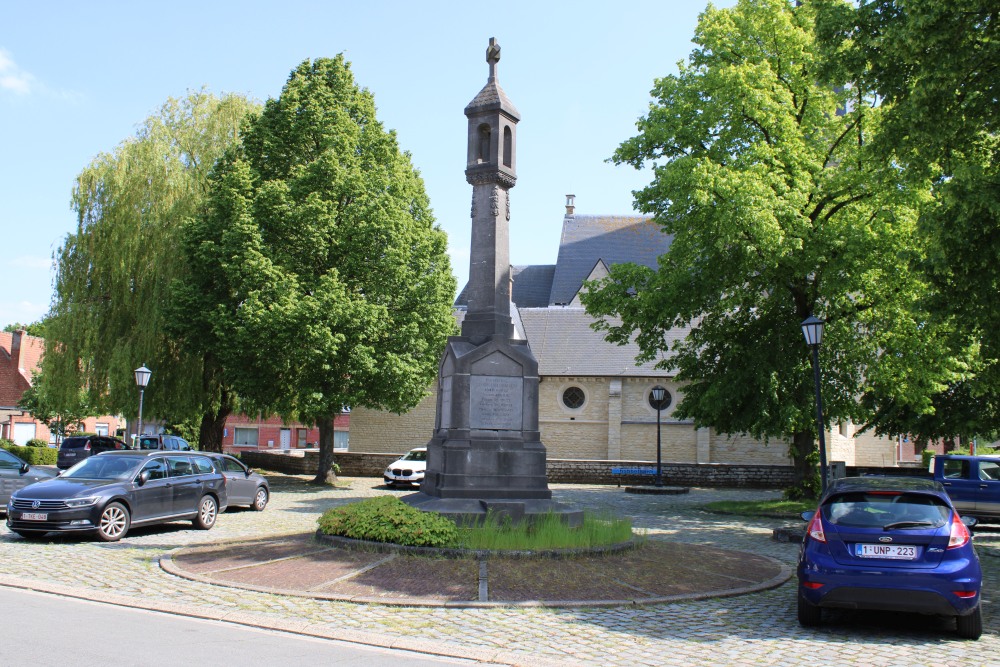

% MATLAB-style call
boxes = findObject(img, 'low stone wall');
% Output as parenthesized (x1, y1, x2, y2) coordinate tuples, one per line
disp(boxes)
(238, 450, 929, 489)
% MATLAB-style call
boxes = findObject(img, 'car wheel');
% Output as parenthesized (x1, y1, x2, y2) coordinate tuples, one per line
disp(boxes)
(956, 603, 982, 640)
(97, 502, 130, 542)
(193, 495, 218, 530)
(252, 486, 269, 512)
(797, 593, 822, 627)
(13, 530, 47, 540)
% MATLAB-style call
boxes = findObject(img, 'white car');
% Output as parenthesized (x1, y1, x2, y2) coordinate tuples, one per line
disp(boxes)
(383, 447, 427, 488)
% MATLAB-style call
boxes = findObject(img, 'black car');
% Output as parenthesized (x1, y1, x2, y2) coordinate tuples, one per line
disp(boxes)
(136, 434, 192, 451)
(6, 450, 227, 542)
(203, 453, 269, 511)
(57, 435, 131, 469)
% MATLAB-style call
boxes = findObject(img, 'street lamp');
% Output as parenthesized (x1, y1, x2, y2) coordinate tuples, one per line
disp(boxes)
(651, 385, 668, 487)
(801, 316, 829, 494)
(134, 364, 151, 441)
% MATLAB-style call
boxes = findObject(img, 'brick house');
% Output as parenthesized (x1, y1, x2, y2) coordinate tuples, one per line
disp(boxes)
(222, 412, 350, 455)
(0, 330, 125, 444)
(348, 201, 903, 466)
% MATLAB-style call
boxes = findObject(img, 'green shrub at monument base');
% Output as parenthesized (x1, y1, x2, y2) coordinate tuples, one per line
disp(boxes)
(318, 496, 459, 547)
(318, 496, 637, 551)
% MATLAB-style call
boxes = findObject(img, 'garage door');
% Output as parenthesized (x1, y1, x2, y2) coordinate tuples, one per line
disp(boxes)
(13, 422, 36, 445)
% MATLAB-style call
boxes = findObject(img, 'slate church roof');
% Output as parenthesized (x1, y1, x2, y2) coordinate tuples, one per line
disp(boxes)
(454, 209, 680, 376)
(549, 214, 671, 306)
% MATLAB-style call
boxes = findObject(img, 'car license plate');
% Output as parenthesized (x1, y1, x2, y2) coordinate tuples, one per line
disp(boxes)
(855, 543, 918, 559)
(21, 513, 47, 521)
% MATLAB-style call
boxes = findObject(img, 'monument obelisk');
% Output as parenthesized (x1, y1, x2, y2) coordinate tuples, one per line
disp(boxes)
(404, 39, 581, 525)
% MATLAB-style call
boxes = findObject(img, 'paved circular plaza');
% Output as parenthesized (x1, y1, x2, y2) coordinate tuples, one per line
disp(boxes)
(2, 475, 998, 666)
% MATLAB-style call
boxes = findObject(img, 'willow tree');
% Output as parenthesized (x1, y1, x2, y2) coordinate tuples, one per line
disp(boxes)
(44, 91, 259, 450)
(177, 57, 456, 484)
(582, 0, 963, 498)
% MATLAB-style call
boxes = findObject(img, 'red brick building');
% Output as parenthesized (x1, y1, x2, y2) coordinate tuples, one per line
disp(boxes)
(0, 330, 125, 444)
(223, 412, 350, 454)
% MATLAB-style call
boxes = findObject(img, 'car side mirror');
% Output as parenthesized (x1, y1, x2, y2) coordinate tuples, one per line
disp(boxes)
(962, 515, 978, 529)
(245, 468, 254, 478)
(20, 463, 30, 474)
(137, 470, 151, 486)
(800, 511, 815, 522)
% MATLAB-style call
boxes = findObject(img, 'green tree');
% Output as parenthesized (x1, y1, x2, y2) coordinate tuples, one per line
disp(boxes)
(176, 57, 456, 484)
(16, 369, 94, 444)
(3, 321, 46, 337)
(582, 0, 959, 498)
(815, 0, 1000, 442)
(44, 91, 258, 451)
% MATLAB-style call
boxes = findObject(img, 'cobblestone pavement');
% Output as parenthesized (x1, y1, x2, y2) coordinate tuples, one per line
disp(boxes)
(3, 476, 1000, 666)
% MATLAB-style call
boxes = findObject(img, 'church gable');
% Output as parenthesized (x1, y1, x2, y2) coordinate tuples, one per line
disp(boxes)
(569, 259, 610, 307)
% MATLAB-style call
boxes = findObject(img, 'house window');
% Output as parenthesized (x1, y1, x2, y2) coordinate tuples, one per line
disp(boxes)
(95, 423, 109, 436)
(297, 429, 308, 446)
(233, 428, 259, 447)
(562, 386, 586, 410)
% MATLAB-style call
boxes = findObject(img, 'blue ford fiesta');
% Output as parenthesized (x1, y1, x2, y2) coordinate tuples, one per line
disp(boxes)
(797, 476, 982, 639)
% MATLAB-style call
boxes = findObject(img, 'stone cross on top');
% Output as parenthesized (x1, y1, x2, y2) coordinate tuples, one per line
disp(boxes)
(487, 37, 500, 81)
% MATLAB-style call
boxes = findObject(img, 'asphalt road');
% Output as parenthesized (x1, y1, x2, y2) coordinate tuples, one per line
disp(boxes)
(0, 586, 475, 667)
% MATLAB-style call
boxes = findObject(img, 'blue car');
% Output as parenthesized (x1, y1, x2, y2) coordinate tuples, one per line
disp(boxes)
(797, 476, 982, 639)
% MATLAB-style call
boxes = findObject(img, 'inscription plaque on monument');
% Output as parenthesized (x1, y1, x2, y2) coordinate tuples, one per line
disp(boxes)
(439, 376, 453, 429)
(470, 375, 522, 429)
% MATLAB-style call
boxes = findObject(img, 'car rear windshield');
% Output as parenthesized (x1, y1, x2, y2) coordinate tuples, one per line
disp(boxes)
(63, 456, 142, 480)
(822, 491, 950, 529)
(138, 436, 160, 448)
(61, 437, 90, 449)
(403, 450, 427, 462)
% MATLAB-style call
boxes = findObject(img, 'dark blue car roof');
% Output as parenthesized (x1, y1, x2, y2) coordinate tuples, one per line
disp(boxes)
(826, 476, 947, 497)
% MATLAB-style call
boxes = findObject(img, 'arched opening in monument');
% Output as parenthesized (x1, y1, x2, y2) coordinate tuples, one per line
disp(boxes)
(478, 124, 491, 162)
(503, 126, 513, 167)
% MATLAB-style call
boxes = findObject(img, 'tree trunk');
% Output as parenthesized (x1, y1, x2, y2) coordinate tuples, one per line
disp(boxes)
(197, 390, 232, 453)
(313, 415, 338, 485)
(787, 429, 821, 500)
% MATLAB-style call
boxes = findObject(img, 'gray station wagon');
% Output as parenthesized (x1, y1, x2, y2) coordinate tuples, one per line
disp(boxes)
(6, 450, 227, 542)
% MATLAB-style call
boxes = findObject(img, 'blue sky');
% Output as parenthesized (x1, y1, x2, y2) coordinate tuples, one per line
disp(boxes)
(0, 1, 733, 331)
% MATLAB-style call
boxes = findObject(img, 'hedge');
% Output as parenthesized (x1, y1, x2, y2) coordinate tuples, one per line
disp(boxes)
(0, 440, 58, 465)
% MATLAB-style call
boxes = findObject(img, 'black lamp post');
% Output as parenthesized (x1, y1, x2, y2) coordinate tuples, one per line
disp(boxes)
(134, 364, 151, 441)
(801, 316, 829, 494)
(651, 385, 667, 487)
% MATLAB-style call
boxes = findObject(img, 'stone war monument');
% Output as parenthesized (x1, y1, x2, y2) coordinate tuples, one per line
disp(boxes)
(403, 39, 582, 526)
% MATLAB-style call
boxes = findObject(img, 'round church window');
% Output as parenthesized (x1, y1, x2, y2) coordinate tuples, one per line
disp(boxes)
(562, 386, 585, 410)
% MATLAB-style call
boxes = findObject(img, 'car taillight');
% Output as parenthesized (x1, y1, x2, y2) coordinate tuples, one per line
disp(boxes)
(948, 513, 971, 549)
(84, 442, 91, 450)
(806, 512, 826, 543)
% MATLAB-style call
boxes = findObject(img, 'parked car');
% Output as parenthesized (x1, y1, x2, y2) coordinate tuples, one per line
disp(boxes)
(797, 476, 982, 639)
(383, 447, 427, 488)
(6, 450, 227, 542)
(57, 435, 131, 469)
(136, 434, 192, 451)
(930, 454, 1000, 522)
(0, 448, 57, 507)
(202, 453, 269, 511)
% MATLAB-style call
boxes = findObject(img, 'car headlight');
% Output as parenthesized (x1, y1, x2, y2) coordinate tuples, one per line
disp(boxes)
(65, 496, 100, 508)
(385, 468, 393, 474)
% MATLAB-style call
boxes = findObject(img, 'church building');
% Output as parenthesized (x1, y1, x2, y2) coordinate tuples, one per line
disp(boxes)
(349, 195, 900, 468)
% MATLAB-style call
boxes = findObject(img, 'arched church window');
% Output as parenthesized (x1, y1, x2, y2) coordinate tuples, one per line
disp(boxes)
(503, 126, 512, 167)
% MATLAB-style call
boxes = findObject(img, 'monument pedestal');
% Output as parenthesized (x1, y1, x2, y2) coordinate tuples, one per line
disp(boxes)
(403, 335, 582, 526)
